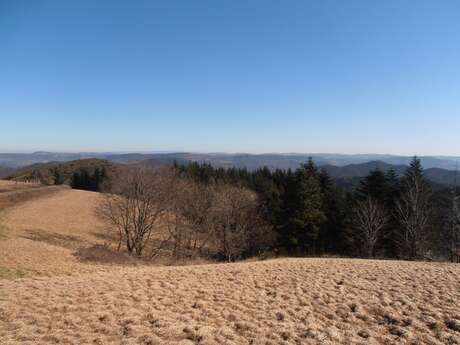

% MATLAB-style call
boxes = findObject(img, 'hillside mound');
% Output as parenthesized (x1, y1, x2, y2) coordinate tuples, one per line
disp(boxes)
(0, 188, 113, 278)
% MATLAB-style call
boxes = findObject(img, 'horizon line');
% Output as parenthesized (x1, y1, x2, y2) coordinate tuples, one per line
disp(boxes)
(1, 150, 460, 158)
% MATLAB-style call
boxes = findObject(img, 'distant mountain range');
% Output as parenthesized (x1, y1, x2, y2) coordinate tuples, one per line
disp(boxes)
(320, 161, 459, 187)
(2, 151, 460, 188)
(0, 152, 111, 168)
(1, 151, 459, 170)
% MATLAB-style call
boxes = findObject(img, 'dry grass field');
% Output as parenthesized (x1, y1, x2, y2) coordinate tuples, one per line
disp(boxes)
(1, 186, 460, 345)
(0, 180, 64, 209)
(1, 259, 460, 345)
(0, 184, 111, 279)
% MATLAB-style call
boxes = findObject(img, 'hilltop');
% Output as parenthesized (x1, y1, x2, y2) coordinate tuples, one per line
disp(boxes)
(5, 159, 118, 185)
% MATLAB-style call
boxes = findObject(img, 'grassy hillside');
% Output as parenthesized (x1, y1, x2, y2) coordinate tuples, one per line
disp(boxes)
(0, 188, 108, 278)
(0, 180, 66, 209)
(1, 258, 459, 344)
(0, 186, 459, 344)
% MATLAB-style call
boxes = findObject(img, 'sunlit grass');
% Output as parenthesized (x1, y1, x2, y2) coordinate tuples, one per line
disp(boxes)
(0, 266, 27, 280)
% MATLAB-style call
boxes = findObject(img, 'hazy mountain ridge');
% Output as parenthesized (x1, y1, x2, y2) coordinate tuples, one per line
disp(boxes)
(4, 156, 460, 188)
(321, 161, 459, 187)
(0, 152, 105, 168)
(1, 151, 459, 170)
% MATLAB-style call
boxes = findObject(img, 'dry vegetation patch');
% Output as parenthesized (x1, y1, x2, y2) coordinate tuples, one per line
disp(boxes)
(0, 188, 111, 278)
(0, 180, 64, 209)
(1, 258, 460, 345)
(1, 188, 105, 240)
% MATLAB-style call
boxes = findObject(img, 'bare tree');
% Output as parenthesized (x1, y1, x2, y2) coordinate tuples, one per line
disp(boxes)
(98, 167, 173, 256)
(211, 185, 273, 261)
(164, 178, 215, 259)
(449, 193, 460, 262)
(394, 158, 432, 260)
(176, 181, 216, 258)
(353, 198, 388, 257)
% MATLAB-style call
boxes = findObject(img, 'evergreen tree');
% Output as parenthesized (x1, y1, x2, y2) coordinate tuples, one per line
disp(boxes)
(382, 168, 400, 257)
(93, 168, 101, 190)
(52, 168, 64, 185)
(280, 158, 326, 254)
(356, 169, 388, 202)
(318, 168, 346, 254)
(71, 172, 81, 189)
(385, 168, 400, 203)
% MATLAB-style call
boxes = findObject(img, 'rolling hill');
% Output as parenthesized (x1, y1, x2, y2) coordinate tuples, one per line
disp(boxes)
(5, 159, 118, 185)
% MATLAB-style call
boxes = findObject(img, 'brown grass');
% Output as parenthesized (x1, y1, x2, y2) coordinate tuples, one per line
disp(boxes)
(0, 187, 460, 344)
(1, 187, 105, 241)
(0, 187, 115, 278)
(0, 180, 65, 209)
(0, 259, 459, 345)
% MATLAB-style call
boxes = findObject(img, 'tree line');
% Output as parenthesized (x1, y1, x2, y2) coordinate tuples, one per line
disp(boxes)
(98, 167, 273, 261)
(96, 157, 460, 262)
(70, 167, 107, 191)
(177, 157, 460, 262)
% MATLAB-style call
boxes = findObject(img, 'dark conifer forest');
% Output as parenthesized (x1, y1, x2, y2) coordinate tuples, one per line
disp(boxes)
(177, 157, 460, 262)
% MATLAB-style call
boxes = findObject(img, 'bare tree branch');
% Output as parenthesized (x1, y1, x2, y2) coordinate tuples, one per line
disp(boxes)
(353, 198, 388, 257)
(98, 167, 174, 257)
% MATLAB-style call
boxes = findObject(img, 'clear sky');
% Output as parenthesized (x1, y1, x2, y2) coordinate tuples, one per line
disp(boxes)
(1, 0, 459, 155)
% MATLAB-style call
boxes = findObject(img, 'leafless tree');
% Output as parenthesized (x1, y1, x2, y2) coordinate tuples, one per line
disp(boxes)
(449, 194, 460, 262)
(179, 181, 216, 257)
(353, 198, 388, 257)
(211, 185, 274, 261)
(164, 179, 274, 261)
(98, 167, 173, 256)
(99, 166, 274, 261)
(394, 167, 432, 260)
(165, 178, 216, 259)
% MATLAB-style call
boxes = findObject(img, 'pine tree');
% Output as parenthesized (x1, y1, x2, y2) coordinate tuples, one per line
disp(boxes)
(385, 168, 400, 203)
(52, 168, 64, 185)
(317, 168, 345, 254)
(356, 169, 388, 203)
(71, 172, 81, 189)
(93, 168, 101, 191)
(281, 158, 326, 254)
(382, 168, 400, 257)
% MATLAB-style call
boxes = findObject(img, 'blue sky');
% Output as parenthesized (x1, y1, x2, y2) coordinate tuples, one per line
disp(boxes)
(1, 0, 459, 154)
